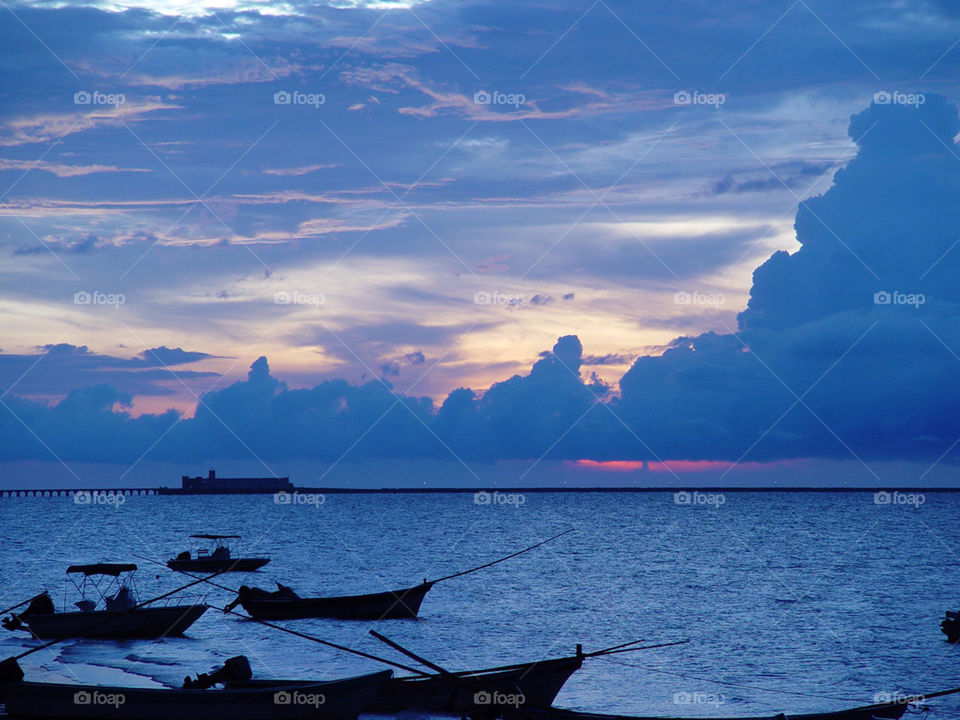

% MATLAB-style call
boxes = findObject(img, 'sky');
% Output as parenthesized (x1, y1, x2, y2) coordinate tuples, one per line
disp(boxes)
(3, 0, 960, 487)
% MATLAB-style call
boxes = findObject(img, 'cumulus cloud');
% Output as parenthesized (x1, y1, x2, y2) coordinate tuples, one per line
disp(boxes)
(4, 96, 960, 469)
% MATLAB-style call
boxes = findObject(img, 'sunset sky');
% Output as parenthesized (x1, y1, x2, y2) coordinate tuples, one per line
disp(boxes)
(3, 0, 960, 486)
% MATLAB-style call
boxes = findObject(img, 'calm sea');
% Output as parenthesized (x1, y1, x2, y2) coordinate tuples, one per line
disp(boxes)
(1, 491, 958, 717)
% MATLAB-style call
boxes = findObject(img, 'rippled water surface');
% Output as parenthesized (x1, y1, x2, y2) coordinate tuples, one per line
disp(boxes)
(1, 491, 959, 717)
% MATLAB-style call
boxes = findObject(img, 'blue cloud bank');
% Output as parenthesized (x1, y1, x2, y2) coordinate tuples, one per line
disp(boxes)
(4, 96, 960, 466)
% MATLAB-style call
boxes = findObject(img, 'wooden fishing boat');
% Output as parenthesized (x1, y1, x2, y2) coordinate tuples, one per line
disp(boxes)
(1, 564, 207, 639)
(0, 656, 392, 720)
(508, 700, 912, 720)
(219, 529, 573, 621)
(167, 534, 270, 572)
(231, 651, 585, 714)
(225, 581, 433, 620)
(368, 653, 584, 714)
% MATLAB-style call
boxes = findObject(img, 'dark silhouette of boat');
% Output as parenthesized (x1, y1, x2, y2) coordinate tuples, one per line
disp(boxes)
(0, 655, 392, 720)
(231, 649, 584, 714)
(1, 564, 207, 639)
(167, 534, 270, 573)
(220, 529, 573, 621)
(941, 610, 960, 642)
(225, 581, 432, 620)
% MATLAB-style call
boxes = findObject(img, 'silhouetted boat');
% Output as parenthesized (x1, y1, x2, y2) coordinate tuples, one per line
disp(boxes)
(1, 564, 207, 639)
(225, 581, 432, 620)
(510, 701, 913, 720)
(941, 610, 960, 642)
(220, 529, 573, 621)
(167, 534, 270, 572)
(0, 655, 392, 720)
(231, 650, 585, 714)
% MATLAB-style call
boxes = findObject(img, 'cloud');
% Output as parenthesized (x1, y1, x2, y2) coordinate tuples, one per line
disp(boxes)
(0, 344, 219, 399)
(5, 86, 960, 470)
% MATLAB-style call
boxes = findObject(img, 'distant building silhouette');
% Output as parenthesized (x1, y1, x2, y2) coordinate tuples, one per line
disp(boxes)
(179, 469, 292, 493)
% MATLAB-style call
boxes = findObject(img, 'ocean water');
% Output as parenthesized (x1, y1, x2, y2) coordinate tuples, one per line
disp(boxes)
(1, 490, 959, 718)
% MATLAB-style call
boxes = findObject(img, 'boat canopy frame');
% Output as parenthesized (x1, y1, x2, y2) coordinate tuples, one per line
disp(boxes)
(63, 564, 141, 612)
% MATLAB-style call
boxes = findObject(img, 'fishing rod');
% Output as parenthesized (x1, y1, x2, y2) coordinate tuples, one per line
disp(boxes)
(138, 554, 433, 678)
(7, 568, 233, 663)
(430, 528, 574, 584)
(132, 554, 239, 594)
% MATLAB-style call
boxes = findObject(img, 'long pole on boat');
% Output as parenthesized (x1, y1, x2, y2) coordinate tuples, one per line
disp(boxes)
(132, 554, 238, 594)
(9, 568, 233, 662)
(429, 528, 575, 584)
(134, 553, 433, 677)
(369, 630, 459, 678)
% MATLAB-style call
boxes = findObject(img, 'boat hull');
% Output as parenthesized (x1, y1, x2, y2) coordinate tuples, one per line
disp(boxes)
(231, 655, 582, 715)
(22, 604, 208, 639)
(511, 700, 909, 720)
(0, 670, 392, 720)
(240, 582, 432, 620)
(167, 557, 270, 572)
(371, 655, 582, 714)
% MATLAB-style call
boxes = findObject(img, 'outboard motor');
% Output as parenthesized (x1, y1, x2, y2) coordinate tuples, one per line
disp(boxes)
(2, 592, 54, 631)
(183, 656, 252, 689)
